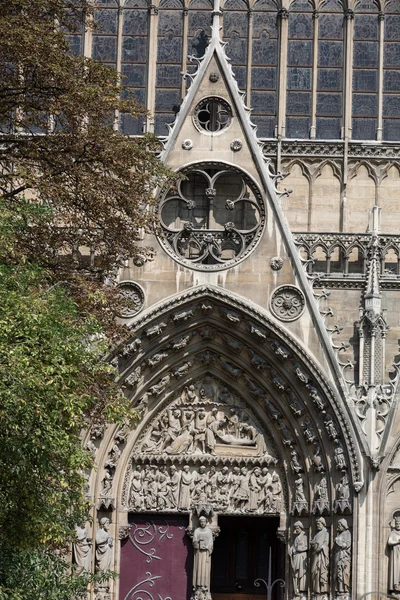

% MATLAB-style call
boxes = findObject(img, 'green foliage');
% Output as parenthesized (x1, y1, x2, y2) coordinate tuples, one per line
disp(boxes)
(0, 262, 134, 592)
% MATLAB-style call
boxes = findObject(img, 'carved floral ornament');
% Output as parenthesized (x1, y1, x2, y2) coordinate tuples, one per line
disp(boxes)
(156, 163, 265, 271)
(270, 285, 305, 322)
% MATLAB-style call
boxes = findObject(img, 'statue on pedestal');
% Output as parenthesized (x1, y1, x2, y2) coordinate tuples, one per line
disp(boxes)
(95, 517, 113, 572)
(333, 518, 351, 596)
(289, 521, 308, 594)
(73, 524, 92, 573)
(388, 515, 400, 593)
(310, 517, 329, 595)
(191, 516, 214, 600)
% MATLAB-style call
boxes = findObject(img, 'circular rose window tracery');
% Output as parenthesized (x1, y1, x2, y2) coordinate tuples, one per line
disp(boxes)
(193, 97, 232, 133)
(156, 163, 265, 271)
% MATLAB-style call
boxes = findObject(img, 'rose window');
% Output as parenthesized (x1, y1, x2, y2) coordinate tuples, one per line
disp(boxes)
(156, 163, 265, 270)
(193, 98, 232, 133)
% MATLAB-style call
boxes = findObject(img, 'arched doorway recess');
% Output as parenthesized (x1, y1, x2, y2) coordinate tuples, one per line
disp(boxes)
(89, 285, 362, 600)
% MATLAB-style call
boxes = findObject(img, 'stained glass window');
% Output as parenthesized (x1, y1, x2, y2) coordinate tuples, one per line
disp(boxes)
(188, 0, 212, 59)
(92, 0, 119, 66)
(120, 0, 149, 135)
(155, 0, 184, 134)
(352, 2, 379, 140)
(316, 0, 343, 139)
(383, 6, 400, 140)
(223, 0, 249, 92)
(286, 0, 313, 139)
(251, 0, 278, 138)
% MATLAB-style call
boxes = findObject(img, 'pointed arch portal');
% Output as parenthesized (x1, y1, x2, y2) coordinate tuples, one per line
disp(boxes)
(90, 285, 363, 600)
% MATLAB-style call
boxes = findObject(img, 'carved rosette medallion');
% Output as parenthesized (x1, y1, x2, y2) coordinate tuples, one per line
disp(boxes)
(182, 139, 193, 150)
(270, 256, 283, 271)
(117, 281, 145, 318)
(270, 285, 305, 322)
(230, 139, 242, 152)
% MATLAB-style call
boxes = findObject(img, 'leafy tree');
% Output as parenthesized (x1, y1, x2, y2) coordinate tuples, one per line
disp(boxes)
(0, 0, 173, 597)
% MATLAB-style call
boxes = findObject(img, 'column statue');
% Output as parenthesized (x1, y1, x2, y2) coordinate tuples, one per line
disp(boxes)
(73, 523, 92, 573)
(333, 518, 351, 595)
(310, 517, 329, 595)
(191, 515, 214, 600)
(289, 521, 308, 594)
(388, 515, 400, 593)
(95, 517, 113, 572)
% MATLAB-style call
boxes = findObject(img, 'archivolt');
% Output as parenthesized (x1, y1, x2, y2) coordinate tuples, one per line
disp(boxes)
(88, 284, 363, 513)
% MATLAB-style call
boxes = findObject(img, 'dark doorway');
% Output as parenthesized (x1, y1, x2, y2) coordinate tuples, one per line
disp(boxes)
(211, 516, 284, 600)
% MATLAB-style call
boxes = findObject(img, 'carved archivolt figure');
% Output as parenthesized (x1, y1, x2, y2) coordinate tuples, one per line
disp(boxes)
(310, 517, 329, 594)
(95, 518, 113, 572)
(333, 518, 351, 595)
(388, 515, 400, 592)
(73, 524, 92, 573)
(289, 521, 308, 593)
(192, 516, 214, 600)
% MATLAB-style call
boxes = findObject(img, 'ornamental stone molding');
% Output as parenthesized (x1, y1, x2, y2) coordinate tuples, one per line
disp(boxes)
(270, 285, 306, 322)
(117, 281, 145, 318)
(110, 284, 362, 486)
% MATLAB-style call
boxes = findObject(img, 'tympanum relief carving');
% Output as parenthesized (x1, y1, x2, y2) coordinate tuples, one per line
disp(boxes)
(135, 380, 277, 461)
(123, 379, 284, 516)
(126, 461, 283, 516)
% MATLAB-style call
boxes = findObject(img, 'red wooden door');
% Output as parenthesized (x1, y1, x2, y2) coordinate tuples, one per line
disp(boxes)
(119, 515, 193, 600)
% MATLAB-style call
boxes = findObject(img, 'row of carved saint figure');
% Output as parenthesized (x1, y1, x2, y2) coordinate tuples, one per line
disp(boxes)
(289, 518, 351, 596)
(128, 463, 283, 514)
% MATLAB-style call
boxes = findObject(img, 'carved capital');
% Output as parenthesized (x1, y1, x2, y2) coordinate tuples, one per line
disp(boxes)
(278, 7, 289, 19)
(276, 529, 288, 544)
(119, 524, 132, 540)
(344, 8, 354, 20)
(149, 4, 158, 14)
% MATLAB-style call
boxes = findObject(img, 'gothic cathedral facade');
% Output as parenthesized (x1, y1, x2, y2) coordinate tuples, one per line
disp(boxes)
(76, 1, 400, 599)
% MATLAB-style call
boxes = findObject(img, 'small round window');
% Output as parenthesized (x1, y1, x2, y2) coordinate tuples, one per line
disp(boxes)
(193, 97, 232, 133)
(156, 162, 266, 271)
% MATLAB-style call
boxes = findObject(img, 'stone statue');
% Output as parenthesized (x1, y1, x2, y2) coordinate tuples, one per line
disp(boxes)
(290, 449, 304, 474)
(271, 473, 282, 512)
(232, 466, 249, 511)
(310, 517, 329, 595)
(192, 516, 214, 600)
(388, 515, 400, 592)
(179, 465, 193, 510)
(73, 524, 92, 573)
(335, 474, 351, 514)
(333, 518, 351, 595)
(313, 476, 330, 515)
(334, 445, 347, 471)
(293, 476, 308, 514)
(289, 521, 308, 593)
(95, 517, 113, 572)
